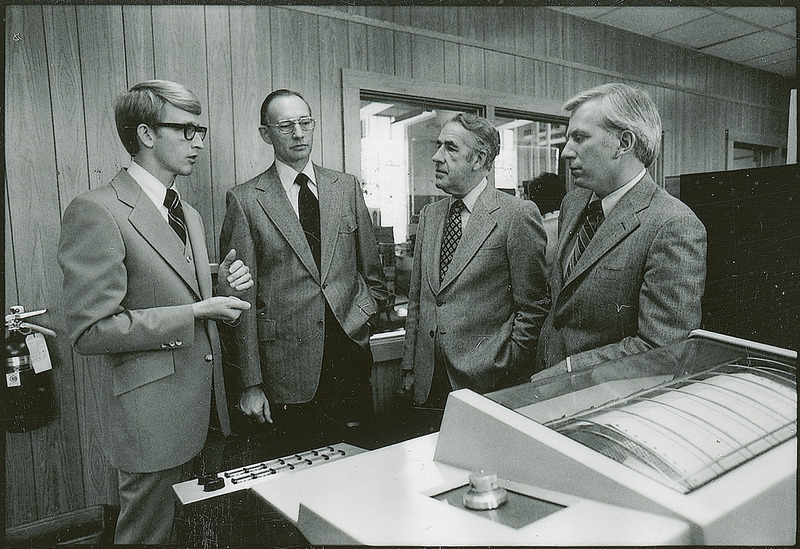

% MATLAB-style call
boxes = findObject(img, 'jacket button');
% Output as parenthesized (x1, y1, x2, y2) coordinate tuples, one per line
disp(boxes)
(175, 340, 182, 346)
(436, 299, 444, 306)
(429, 330, 435, 337)
(168, 340, 176, 347)
(204, 354, 213, 362)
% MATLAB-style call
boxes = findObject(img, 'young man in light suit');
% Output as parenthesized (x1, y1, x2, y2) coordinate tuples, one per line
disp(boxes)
(58, 80, 252, 544)
(220, 89, 390, 457)
(401, 113, 550, 408)
(533, 83, 707, 379)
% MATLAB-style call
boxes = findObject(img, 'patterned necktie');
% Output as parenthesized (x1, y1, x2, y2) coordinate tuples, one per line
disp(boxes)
(164, 188, 187, 244)
(440, 199, 466, 283)
(296, 173, 321, 271)
(565, 200, 604, 278)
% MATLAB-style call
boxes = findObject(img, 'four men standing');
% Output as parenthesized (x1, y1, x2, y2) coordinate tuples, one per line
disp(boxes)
(58, 78, 706, 542)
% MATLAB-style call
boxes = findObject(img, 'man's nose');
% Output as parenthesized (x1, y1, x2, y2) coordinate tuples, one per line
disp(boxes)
(432, 146, 443, 163)
(192, 134, 204, 149)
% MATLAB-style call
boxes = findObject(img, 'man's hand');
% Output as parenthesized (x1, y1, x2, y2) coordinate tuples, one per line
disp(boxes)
(238, 385, 272, 424)
(218, 249, 253, 293)
(192, 296, 250, 322)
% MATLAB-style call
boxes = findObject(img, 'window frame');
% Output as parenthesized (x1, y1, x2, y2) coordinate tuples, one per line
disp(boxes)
(342, 69, 568, 185)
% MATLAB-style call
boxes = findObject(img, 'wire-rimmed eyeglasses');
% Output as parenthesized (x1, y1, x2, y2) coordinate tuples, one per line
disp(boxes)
(265, 117, 316, 134)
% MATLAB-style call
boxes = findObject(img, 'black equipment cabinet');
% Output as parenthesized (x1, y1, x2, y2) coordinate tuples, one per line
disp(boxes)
(680, 164, 800, 353)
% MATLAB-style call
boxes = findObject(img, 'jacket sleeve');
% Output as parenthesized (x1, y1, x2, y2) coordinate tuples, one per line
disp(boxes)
(401, 204, 426, 372)
(353, 176, 391, 312)
(570, 212, 707, 371)
(507, 200, 551, 369)
(57, 195, 196, 356)
(218, 189, 264, 390)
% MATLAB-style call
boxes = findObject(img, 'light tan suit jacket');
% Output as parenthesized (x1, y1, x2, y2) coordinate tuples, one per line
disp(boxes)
(58, 169, 229, 473)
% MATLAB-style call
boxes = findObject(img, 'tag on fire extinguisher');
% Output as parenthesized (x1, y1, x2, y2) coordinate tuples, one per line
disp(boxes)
(26, 333, 53, 374)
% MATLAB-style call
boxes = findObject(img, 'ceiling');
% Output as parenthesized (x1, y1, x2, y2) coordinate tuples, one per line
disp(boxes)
(548, 5, 796, 78)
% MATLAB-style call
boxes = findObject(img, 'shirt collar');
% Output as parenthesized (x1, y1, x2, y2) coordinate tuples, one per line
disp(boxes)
(127, 160, 174, 208)
(595, 168, 646, 217)
(455, 178, 487, 213)
(275, 158, 316, 194)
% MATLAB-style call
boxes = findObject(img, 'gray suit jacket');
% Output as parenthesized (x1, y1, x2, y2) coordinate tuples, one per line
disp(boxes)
(58, 169, 229, 473)
(402, 186, 549, 404)
(219, 164, 389, 404)
(536, 174, 707, 372)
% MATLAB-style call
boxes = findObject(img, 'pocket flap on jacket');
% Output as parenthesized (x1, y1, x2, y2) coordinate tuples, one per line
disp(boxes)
(258, 318, 277, 341)
(111, 353, 175, 397)
(339, 214, 357, 234)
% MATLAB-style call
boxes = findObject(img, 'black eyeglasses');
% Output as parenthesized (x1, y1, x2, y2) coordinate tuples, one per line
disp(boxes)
(153, 122, 208, 141)
(265, 117, 316, 134)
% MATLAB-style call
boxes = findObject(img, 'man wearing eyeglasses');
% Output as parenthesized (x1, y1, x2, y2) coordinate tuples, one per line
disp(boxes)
(220, 89, 389, 458)
(57, 80, 252, 544)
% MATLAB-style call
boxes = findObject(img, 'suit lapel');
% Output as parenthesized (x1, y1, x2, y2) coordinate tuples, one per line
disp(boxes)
(316, 165, 342, 282)
(255, 166, 320, 282)
(185, 206, 211, 299)
(440, 187, 497, 291)
(423, 199, 449, 295)
(113, 171, 201, 299)
(561, 177, 655, 287)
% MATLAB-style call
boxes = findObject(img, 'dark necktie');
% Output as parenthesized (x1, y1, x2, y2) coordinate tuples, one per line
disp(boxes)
(565, 200, 604, 278)
(164, 188, 187, 244)
(296, 173, 321, 271)
(440, 199, 466, 283)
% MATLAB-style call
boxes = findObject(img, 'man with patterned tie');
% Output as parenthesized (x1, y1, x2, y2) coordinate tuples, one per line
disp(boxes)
(401, 113, 550, 408)
(533, 83, 707, 380)
(219, 89, 389, 457)
(57, 80, 252, 544)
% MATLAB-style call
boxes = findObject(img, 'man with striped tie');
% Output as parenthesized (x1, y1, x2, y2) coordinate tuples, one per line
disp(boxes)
(533, 83, 707, 380)
(58, 80, 252, 544)
(401, 113, 550, 410)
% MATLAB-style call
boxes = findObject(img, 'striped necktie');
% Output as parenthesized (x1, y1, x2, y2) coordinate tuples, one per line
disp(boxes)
(164, 188, 187, 244)
(565, 200, 604, 278)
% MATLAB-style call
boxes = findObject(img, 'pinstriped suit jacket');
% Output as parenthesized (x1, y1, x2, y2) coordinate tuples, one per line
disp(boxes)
(219, 164, 389, 404)
(58, 169, 229, 473)
(402, 186, 550, 404)
(536, 174, 707, 372)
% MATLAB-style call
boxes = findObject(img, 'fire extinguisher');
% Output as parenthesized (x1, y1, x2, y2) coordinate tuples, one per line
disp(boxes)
(3, 306, 57, 432)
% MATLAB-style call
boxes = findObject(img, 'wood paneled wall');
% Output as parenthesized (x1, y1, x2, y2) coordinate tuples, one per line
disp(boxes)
(4, 4, 791, 526)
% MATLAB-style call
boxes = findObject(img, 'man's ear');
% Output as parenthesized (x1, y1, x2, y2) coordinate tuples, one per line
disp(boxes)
(471, 149, 488, 171)
(137, 123, 155, 150)
(259, 126, 273, 146)
(617, 129, 636, 157)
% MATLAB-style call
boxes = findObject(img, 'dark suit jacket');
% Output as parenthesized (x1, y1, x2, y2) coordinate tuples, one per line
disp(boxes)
(58, 169, 229, 473)
(402, 185, 550, 404)
(219, 164, 389, 404)
(536, 174, 707, 372)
